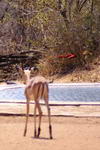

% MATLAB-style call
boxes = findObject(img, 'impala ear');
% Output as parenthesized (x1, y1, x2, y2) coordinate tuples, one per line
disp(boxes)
(16, 65, 23, 71)
(30, 67, 35, 71)
(34, 67, 38, 71)
(16, 65, 24, 77)
(16, 65, 19, 71)
(31, 67, 39, 72)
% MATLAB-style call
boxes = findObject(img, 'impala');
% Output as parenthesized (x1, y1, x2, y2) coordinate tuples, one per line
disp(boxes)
(17, 66, 53, 139)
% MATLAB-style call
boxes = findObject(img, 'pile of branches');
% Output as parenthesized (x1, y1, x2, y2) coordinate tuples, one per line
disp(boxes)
(0, 50, 42, 68)
(0, 50, 42, 81)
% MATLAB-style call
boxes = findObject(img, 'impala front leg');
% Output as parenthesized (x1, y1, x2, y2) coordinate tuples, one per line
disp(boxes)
(45, 100, 53, 139)
(34, 103, 37, 138)
(24, 101, 29, 136)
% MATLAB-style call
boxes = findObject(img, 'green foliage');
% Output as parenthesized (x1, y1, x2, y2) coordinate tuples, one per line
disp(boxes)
(36, 0, 57, 9)
(0, 0, 100, 77)
(2, 12, 12, 23)
(36, 0, 100, 75)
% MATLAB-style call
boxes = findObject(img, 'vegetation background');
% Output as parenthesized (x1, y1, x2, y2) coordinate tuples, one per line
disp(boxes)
(0, 0, 100, 82)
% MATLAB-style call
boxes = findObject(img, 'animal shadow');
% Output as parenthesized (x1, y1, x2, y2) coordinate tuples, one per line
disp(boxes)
(31, 136, 54, 140)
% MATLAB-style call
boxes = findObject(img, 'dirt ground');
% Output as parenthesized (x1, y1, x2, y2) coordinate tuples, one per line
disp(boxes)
(0, 116, 100, 150)
(0, 82, 100, 150)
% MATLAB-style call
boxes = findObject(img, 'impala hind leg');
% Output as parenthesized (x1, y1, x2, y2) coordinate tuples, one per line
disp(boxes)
(34, 102, 43, 138)
(45, 100, 53, 139)
(37, 103, 43, 138)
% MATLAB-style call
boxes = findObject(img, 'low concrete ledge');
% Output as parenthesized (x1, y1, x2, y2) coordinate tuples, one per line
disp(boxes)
(1, 101, 100, 106)
(0, 102, 100, 117)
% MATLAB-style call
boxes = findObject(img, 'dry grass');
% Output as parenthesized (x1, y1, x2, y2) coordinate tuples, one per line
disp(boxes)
(54, 57, 100, 83)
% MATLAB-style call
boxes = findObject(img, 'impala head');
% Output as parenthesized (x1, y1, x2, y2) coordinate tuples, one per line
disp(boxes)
(16, 66, 33, 84)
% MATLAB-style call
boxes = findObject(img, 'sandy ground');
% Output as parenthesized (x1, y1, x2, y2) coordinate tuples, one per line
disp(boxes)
(0, 83, 100, 150)
(0, 116, 100, 150)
